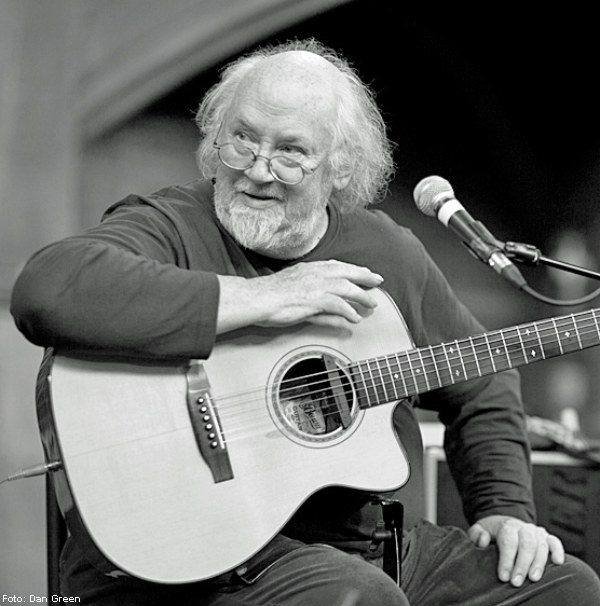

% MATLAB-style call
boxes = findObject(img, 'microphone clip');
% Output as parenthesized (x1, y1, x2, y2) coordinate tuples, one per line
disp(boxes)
(503, 241, 542, 264)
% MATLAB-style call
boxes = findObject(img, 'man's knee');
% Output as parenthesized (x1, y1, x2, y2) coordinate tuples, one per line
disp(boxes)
(245, 545, 409, 606)
(552, 555, 600, 603)
(322, 555, 408, 606)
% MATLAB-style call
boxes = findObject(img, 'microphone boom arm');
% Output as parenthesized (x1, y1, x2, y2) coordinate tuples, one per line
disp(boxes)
(504, 241, 600, 282)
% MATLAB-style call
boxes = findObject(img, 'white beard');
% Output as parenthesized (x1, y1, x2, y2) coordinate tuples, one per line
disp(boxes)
(214, 179, 326, 258)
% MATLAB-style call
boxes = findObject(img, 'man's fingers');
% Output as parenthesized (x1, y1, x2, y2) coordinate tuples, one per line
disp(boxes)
(255, 261, 385, 327)
(498, 523, 563, 587)
(318, 293, 366, 324)
(334, 280, 380, 311)
(526, 539, 549, 582)
(496, 522, 520, 583)
(510, 527, 547, 585)
(313, 260, 384, 287)
(510, 524, 548, 587)
(472, 516, 567, 588)
(548, 534, 565, 565)
(468, 525, 491, 548)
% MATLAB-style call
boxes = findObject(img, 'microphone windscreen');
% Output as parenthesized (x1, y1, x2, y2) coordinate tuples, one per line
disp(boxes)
(413, 175, 454, 216)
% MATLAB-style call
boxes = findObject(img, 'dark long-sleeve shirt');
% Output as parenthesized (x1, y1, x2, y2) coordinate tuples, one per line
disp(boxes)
(11, 179, 534, 550)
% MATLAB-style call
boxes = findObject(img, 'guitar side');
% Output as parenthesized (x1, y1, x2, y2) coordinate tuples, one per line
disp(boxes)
(43, 288, 412, 583)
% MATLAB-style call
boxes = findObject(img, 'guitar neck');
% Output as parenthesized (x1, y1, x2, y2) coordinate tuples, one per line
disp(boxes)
(351, 307, 600, 408)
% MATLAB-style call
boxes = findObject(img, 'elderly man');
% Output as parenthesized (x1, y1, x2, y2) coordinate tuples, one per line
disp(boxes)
(11, 40, 600, 605)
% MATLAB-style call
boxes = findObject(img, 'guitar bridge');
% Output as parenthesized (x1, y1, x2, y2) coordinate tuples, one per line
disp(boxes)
(186, 360, 233, 483)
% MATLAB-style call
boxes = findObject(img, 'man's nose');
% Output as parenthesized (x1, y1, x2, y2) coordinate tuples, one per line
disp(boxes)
(244, 154, 275, 184)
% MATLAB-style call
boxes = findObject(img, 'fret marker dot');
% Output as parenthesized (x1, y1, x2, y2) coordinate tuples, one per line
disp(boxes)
(393, 373, 399, 380)
(416, 369, 421, 374)
(495, 348, 501, 355)
(454, 370, 461, 377)
(530, 350, 536, 357)
(449, 347, 455, 353)
(565, 331, 571, 337)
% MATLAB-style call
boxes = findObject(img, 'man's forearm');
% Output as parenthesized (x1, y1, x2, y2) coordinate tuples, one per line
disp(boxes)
(11, 239, 219, 359)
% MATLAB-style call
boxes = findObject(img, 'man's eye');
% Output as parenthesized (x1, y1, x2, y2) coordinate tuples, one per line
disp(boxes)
(280, 145, 303, 156)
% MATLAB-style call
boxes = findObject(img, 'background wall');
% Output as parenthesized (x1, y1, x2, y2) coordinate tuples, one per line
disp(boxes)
(2, 0, 600, 596)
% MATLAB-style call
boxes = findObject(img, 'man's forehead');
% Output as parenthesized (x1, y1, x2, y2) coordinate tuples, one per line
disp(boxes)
(258, 50, 340, 77)
(232, 51, 340, 113)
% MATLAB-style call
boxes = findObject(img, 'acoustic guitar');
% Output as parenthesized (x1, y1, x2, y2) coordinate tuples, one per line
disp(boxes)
(39, 288, 600, 583)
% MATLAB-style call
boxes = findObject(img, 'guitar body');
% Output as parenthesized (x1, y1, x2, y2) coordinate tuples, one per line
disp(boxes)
(42, 288, 412, 583)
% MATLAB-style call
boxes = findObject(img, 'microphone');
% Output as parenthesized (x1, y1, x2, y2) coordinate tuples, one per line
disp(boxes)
(413, 175, 527, 289)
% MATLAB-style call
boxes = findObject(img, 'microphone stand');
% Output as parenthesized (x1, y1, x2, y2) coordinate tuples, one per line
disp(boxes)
(504, 241, 600, 282)
(502, 241, 600, 306)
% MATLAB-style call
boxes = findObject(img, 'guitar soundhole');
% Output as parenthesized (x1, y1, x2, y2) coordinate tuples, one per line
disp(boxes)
(275, 355, 357, 442)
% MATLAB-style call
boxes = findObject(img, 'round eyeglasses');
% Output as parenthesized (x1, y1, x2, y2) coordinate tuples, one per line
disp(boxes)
(213, 138, 318, 186)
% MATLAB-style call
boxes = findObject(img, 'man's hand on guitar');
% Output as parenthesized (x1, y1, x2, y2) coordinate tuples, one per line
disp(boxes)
(468, 515, 565, 587)
(217, 260, 384, 333)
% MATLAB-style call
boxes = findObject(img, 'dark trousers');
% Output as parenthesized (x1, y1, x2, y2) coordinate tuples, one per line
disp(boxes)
(61, 521, 600, 605)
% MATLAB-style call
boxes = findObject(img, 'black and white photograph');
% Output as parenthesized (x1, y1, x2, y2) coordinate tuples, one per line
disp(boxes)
(2, 2, 600, 604)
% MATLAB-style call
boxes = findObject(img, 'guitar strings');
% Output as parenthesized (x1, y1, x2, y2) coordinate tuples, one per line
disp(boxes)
(215, 314, 600, 406)
(211, 317, 600, 443)
(216, 316, 600, 417)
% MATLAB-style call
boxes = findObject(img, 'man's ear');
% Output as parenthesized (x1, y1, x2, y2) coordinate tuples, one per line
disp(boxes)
(332, 171, 352, 191)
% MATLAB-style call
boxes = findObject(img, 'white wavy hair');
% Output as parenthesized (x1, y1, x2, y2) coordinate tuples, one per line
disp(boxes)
(194, 39, 395, 212)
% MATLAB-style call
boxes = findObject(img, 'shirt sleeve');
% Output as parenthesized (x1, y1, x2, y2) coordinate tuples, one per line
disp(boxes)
(10, 200, 220, 360)
(406, 236, 535, 525)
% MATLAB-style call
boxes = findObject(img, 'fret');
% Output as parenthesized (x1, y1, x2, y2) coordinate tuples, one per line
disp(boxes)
(365, 359, 387, 405)
(533, 323, 546, 359)
(457, 340, 469, 379)
(554, 316, 580, 353)
(392, 354, 408, 398)
(391, 353, 409, 398)
(374, 357, 390, 403)
(573, 314, 584, 349)
(575, 311, 600, 348)
(430, 344, 452, 386)
(486, 331, 511, 371)
(428, 345, 443, 388)
(349, 364, 370, 408)
(498, 331, 513, 368)
(471, 334, 495, 374)
(481, 333, 497, 373)
(384, 356, 401, 400)
(483, 333, 497, 372)
(502, 327, 529, 366)
(417, 349, 431, 391)
(517, 326, 530, 364)
(441, 342, 456, 384)
(416, 349, 432, 391)
(365, 360, 376, 400)
(551, 318, 564, 355)
(534, 318, 561, 358)
(397, 352, 418, 396)
(444, 341, 466, 382)
(407, 351, 428, 392)
(517, 323, 544, 362)
(468, 337, 482, 377)
(356, 361, 376, 407)
(458, 339, 478, 380)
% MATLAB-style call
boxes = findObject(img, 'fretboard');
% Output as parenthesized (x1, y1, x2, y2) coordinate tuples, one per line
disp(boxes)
(350, 308, 600, 408)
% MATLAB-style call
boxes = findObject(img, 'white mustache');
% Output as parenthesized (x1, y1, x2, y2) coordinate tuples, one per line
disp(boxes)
(235, 184, 286, 202)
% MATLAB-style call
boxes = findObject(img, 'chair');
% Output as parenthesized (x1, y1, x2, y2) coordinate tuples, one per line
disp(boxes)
(46, 476, 67, 597)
